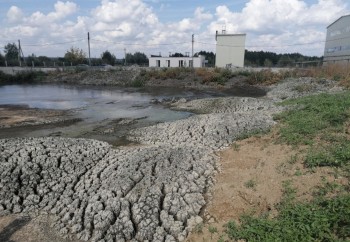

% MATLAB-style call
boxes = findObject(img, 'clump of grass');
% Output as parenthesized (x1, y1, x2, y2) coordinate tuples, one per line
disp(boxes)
(232, 142, 240, 151)
(246, 69, 285, 85)
(293, 83, 313, 93)
(193, 222, 203, 234)
(208, 225, 218, 239)
(244, 179, 257, 190)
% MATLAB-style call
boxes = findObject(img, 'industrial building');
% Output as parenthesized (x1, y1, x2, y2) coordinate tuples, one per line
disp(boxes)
(149, 54, 206, 68)
(324, 14, 350, 64)
(215, 30, 246, 68)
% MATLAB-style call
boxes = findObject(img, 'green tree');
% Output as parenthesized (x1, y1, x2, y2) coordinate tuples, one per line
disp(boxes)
(0, 52, 5, 66)
(64, 47, 87, 65)
(171, 52, 184, 57)
(101, 50, 116, 65)
(125, 52, 148, 65)
(195, 51, 215, 67)
(4, 43, 19, 60)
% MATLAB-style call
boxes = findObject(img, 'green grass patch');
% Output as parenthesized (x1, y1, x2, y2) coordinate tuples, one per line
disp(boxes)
(275, 92, 350, 145)
(225, 188, 350, 241)
(305, 141, 350, 168)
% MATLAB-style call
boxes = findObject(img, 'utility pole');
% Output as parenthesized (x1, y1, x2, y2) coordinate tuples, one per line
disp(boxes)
(88, 32, 91, 66)
(191, 34, 194, 68)
(124, 48, 127, 65)
(18, 40, 21, 67)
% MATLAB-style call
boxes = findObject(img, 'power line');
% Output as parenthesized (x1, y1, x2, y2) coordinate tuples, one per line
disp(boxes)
(91, 38, 189, 47)
(197, 36, 350, 48)
(22, 39, 85, 47)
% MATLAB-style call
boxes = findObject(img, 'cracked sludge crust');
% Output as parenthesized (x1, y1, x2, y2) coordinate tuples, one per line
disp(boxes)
(0, 97, 278, 242)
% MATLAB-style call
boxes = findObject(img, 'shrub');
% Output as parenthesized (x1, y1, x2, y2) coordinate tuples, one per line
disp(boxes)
(247, 69, 282, 85)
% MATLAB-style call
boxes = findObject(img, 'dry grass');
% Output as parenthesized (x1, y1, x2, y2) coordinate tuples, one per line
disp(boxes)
(304, 64, 350, 87)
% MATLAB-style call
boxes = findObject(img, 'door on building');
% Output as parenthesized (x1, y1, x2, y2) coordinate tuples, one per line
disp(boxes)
(156, 60, 160, 67)
(166, 60, 170, 67)
(179, 60, 184, 67)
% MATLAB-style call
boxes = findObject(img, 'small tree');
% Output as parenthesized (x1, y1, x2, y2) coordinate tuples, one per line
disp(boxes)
(0, 52, 5, 66)
(64, 47, 87, 65)
(171, 52, 184, 57)
(4, 43, 19, 61)
(101, 50, 116, 65)
(133, 52, 148, 65)
(125, 52, 148, 65)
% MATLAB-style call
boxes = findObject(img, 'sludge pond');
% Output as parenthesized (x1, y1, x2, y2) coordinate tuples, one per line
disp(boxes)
(0, 84, 265, 146)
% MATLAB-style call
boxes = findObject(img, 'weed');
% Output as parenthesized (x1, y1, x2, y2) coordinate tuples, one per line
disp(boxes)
(232, 143, 240, 151)
(288, 154, 298, 164)
(208, 225, 218, 239)
(217, 234, 225, 242)
(244, 179, 257, 190)
(246, 69, 283, 85)
(130, 78, 145, 87)
(193, 223, 203, 234)
(293, 83, 313, 93)
(294, 168, 303, 176)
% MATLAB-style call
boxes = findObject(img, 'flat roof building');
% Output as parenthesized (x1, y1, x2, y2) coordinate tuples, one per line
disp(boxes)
(149, 54, 206, 68)
(324, 14, 350, 64)
(215, 31, 246, 68)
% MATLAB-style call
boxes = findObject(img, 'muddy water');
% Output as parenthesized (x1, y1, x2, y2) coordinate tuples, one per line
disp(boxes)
(0, 84, 265, 145)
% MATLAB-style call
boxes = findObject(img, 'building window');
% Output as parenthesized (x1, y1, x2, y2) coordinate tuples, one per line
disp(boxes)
(166, 60, 170, 67)
(189, 60, 193, 67)
(156, 60, 160, 67)
(179, 60, 184, 67)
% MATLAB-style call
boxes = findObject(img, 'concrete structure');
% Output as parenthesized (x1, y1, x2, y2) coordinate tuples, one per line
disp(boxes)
(215, 31, 246, 68)
(324, 14, 350, 64)
(149, 54, 206, 68)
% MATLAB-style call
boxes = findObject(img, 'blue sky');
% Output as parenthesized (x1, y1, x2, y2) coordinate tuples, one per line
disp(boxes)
(0, 0, 349, 57)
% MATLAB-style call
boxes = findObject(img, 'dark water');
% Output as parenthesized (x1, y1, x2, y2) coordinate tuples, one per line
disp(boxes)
(0, 84, 265, 145)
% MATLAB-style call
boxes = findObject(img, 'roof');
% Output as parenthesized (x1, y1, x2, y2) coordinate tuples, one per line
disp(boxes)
(327, 14, 350, 28)
(216, 33, 246, 37)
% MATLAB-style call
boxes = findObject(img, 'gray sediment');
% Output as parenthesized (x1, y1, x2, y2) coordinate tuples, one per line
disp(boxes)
(0, 77, 342, 242)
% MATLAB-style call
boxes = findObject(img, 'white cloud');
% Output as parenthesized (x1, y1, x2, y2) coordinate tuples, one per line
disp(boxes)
(1, 0, 349, 57)
(7, 6, 24, 23)
(208, 0, 349, 55)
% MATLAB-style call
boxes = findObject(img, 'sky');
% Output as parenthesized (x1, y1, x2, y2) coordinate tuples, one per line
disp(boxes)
(0, 0, 349, 58)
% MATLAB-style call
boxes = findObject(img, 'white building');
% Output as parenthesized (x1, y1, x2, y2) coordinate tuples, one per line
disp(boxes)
(215, 31, 246, 68)
(149, 55, 206, 68)
(324, 14, 350, 64)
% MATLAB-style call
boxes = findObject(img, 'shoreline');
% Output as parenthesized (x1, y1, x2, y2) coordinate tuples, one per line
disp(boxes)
(0, 77, 343, 241)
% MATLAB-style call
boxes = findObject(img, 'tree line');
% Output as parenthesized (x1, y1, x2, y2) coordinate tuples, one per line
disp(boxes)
(0, 43, 149, 67)
(0, 42, 322, 68)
